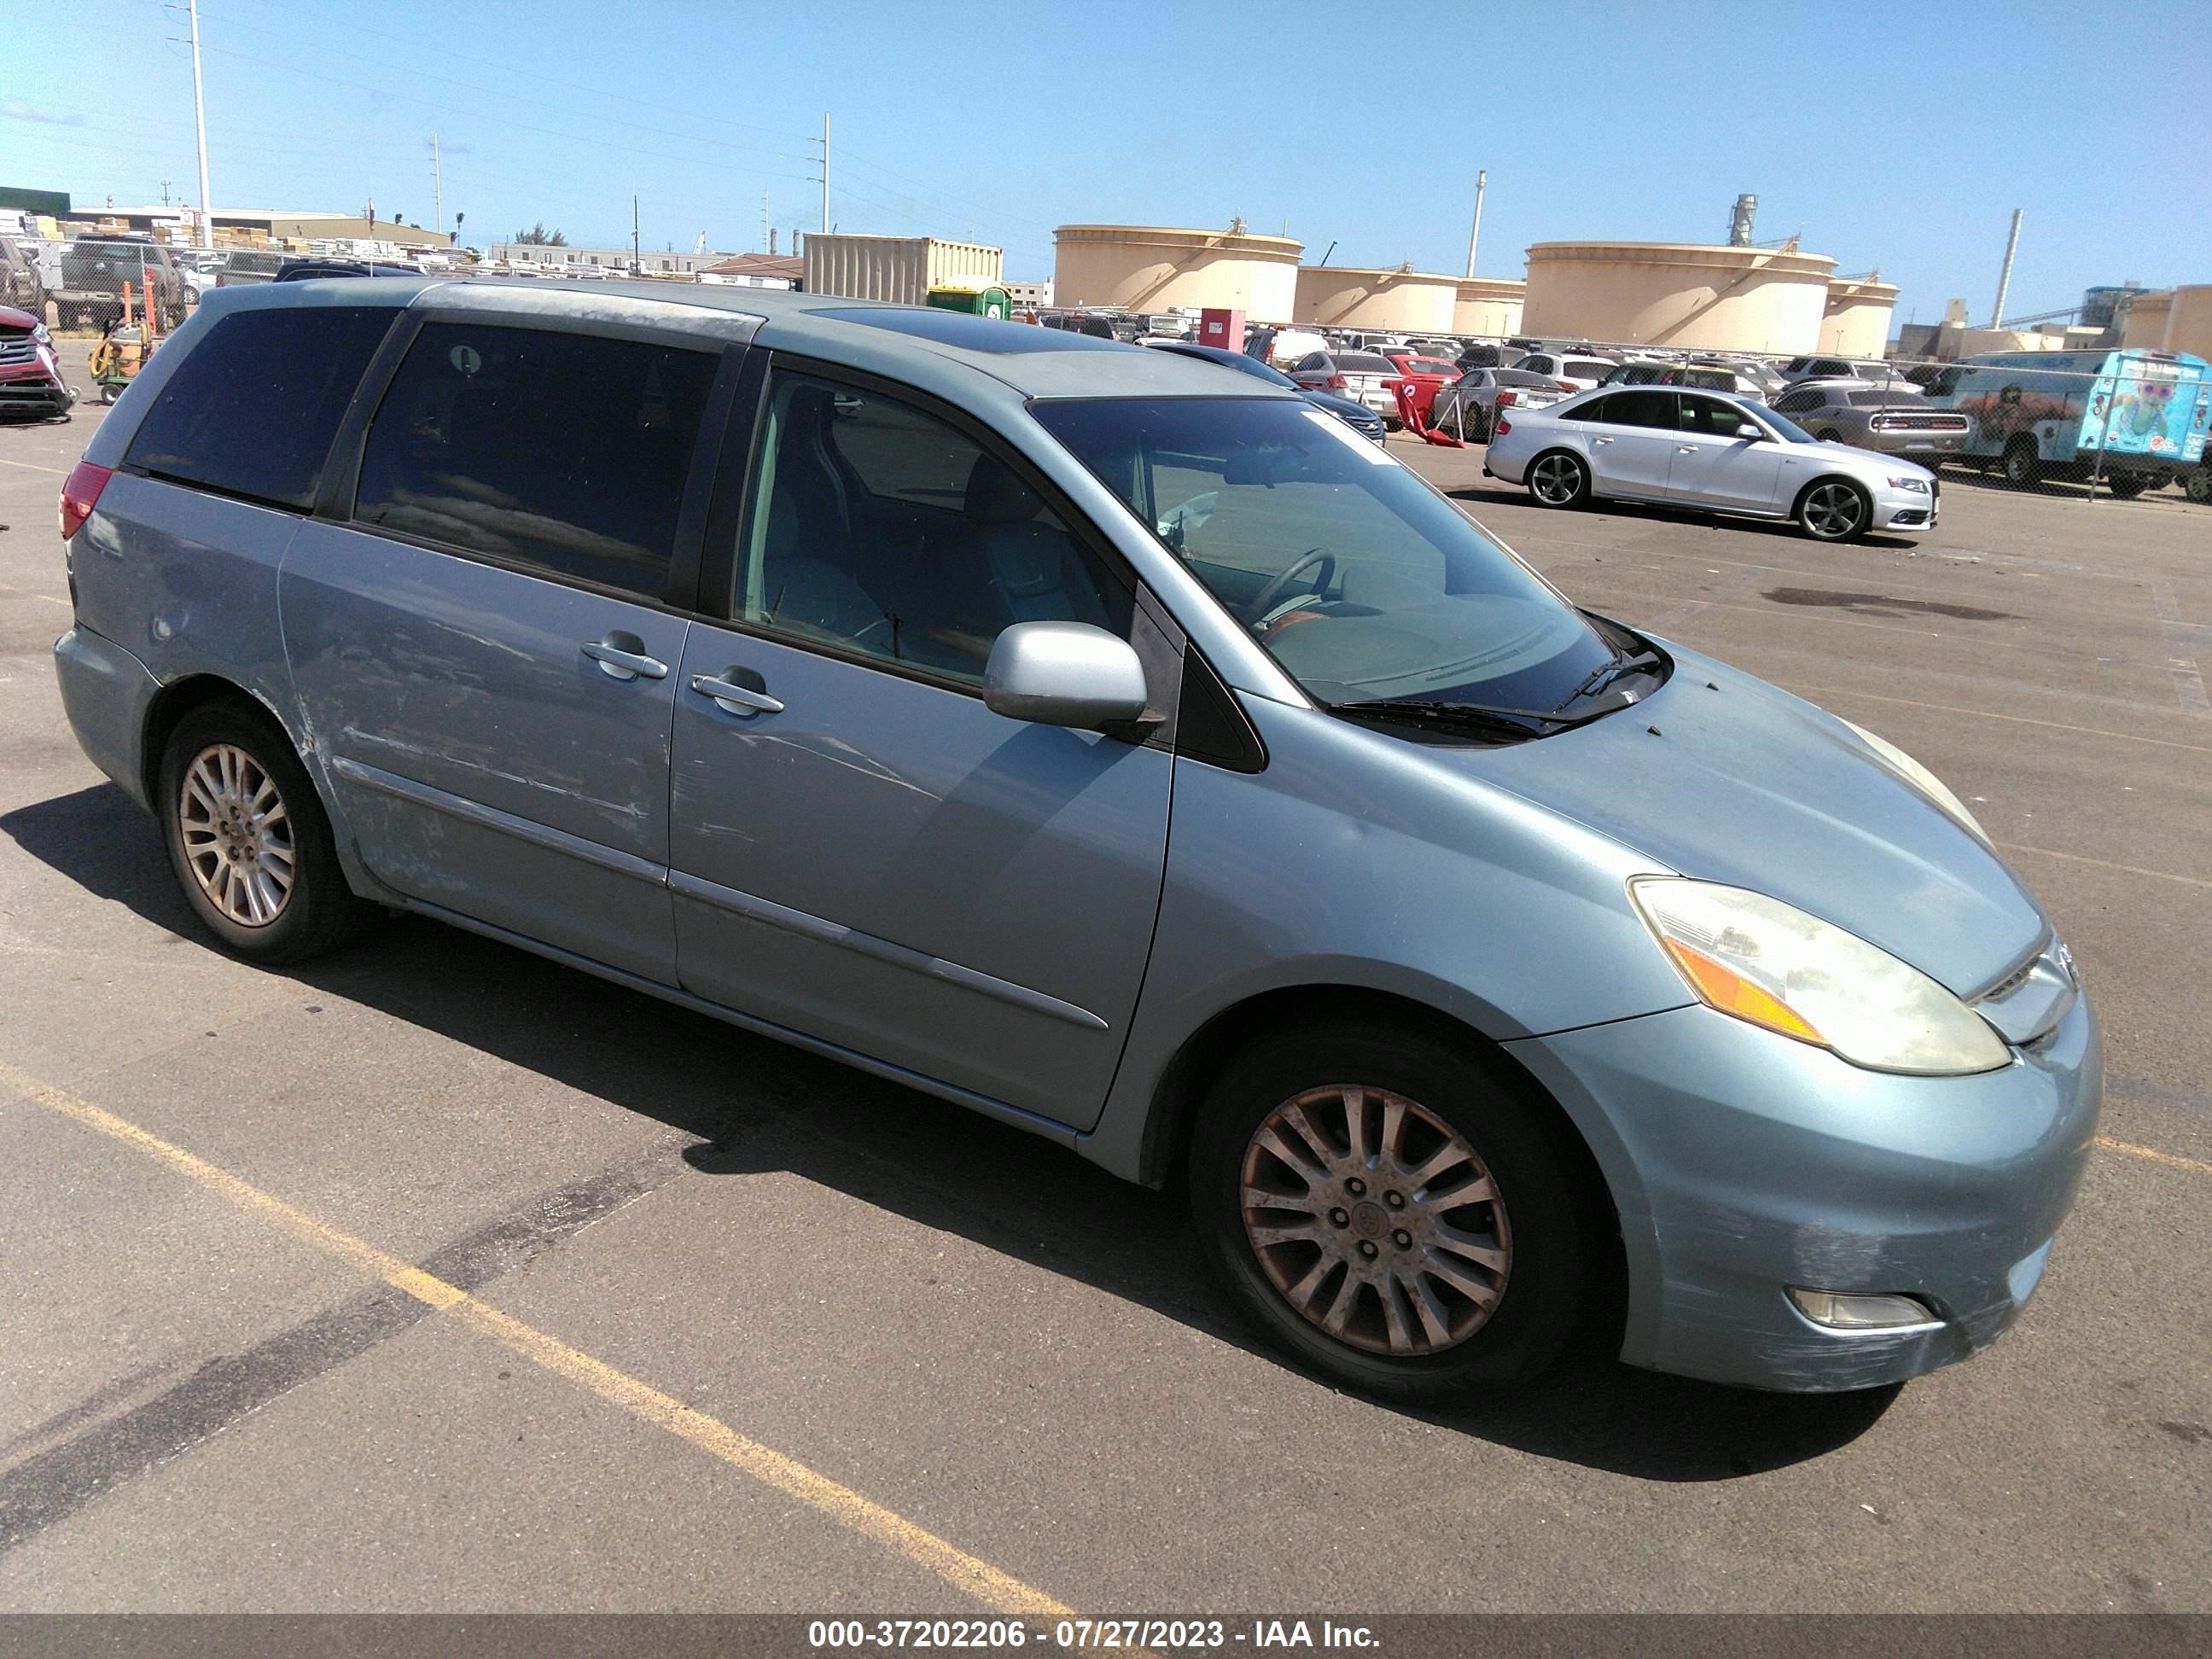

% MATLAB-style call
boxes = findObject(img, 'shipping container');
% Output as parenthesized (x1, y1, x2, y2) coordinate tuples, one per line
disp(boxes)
(801, 233, 1003, 306)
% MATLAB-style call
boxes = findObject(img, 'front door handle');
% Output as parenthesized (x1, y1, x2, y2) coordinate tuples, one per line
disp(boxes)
(583, 635, 668, 682)
(1592, 435, 1614, 445)
(690, 672, 785, 718)
(1677, 445, 1703, 454)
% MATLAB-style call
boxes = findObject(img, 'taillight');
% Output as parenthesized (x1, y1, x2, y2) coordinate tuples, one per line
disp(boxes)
(1493, 419, 1512, 437)
(1496, 391, 1517, 407)
(59, 461, 113, 540)
(1327, 374, 1348, 390)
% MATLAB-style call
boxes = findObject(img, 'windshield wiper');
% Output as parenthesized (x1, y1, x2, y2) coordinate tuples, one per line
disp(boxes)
(1557, 646, 1665, 712)
(1334, 698, 1563, 741)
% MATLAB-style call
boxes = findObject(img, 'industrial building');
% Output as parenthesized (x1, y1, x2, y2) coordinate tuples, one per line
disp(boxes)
(1053, 224, 1300, 319)
(96, 207, 453, 249)
(1521, 241, 1848, 356)
(698, 253, 802, 289)
(805, 233, 1002, 306)
(492, 243, 733, 275)
(1293, 265, 1461, 332)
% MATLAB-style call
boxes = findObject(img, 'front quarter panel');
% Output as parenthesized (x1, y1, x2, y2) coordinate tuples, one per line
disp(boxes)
(1083, 696, 1693, 1179)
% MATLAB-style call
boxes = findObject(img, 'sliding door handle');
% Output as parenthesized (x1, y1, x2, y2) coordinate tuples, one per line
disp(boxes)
(583, 637, 668, 681)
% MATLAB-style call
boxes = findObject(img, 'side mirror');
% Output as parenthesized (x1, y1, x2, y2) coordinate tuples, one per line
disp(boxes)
(984, 621, 1153, 732)
(1735, 422, 1764, 440)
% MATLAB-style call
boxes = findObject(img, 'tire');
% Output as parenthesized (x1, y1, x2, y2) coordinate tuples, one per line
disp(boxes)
(2002, 440, 2042, 487)
(98, 383, 117, 405)
(2102, 472, 2148, 500)
(2186, 469, 2212, 505)
(158, 699, 375, 964)
(1526, 448, 1591, 509)
(1796, 476, 1871, 542)
(1186, 1017, 1607, 1404)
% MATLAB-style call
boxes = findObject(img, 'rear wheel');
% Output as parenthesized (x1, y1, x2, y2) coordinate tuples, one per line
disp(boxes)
(2002, 439, 2042, 487)
(2101, 471, 2148, 500)
(159, 700, 375, 963)
(1526, 449, 1591, 509)
(1187, 1019, 1605, 1403)
(2186, 468, 2212, 504)
(1797, 477, 1871, 542)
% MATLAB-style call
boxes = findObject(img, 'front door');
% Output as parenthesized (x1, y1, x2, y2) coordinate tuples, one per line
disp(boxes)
(1665, 393, 1785, 513)
(284, 318, 725, 982)
(667, 368, 1173, 1124)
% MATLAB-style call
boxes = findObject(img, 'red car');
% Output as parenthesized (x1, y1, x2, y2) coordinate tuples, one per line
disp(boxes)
(1382, 352, 1461, 424)
(0, 304, 73, 420)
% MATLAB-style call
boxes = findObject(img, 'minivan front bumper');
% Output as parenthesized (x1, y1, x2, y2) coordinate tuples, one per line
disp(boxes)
(1506, 989, 2099, 1392)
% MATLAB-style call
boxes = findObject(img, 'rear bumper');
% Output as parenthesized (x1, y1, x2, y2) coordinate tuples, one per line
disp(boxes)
(1507, 994, 2099, 1392)
(54, 625, 161, 812)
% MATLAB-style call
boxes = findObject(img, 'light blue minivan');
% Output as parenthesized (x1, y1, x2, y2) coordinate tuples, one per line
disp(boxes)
(54, 280, 2098, 1401)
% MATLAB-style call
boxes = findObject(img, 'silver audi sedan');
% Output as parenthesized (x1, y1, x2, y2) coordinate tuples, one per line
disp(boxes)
(56, 281, 2092, 1404)
(1485, 384, 1941, 539)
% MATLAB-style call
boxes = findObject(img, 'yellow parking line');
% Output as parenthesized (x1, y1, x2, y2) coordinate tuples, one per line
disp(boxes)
(0, 456, 67, 475)
(1790, 686, 2212, 754)
(1993, 842, 2212, 891)
(2096, 1136, 2212, 1176)
(0, 583, 74, 608)
(0, 1059, 1074, 1618)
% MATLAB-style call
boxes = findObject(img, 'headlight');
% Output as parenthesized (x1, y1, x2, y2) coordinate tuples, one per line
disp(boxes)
(1629, 878, 2011, 1075)
(1885, 475, 1930, 492)
(1837, 718, 1987, 841)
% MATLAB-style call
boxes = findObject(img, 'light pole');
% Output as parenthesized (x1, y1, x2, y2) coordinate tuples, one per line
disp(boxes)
(188, 0, 213, 248)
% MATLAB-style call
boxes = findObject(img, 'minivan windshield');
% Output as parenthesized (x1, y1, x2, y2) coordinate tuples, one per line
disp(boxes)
(1033, 397, 1634, 717)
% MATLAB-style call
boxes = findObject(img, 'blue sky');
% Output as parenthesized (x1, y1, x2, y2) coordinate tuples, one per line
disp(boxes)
(9, 0, 2209, 327)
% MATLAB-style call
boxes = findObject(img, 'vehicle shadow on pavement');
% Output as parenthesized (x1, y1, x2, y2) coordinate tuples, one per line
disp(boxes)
(1447, 484, 1924, 550)
(4, 782, 1898, 1481)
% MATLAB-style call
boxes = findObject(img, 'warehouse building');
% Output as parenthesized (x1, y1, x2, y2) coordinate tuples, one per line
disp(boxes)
(492, 243, 732, 275)
(2121, 285, 2212, 359)
(1053, 224, 1301, 319)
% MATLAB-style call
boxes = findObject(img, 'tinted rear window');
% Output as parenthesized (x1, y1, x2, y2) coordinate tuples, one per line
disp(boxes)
(352, 322, 718, 600)
(1337, 353, 1395, 372)
(125, 305, 394, 511)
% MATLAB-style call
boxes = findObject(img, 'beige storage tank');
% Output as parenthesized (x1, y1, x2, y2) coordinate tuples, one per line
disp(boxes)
(1522, 241, 1837, 355)
(1819, 276, 1900, 358)
(1052, 224, 1301, 319)
(2122, 285, 2212, 358)
(1452, 276, 1526, 337)
(803, 233, 1003, 306)
(1293, 266, 1458, 332)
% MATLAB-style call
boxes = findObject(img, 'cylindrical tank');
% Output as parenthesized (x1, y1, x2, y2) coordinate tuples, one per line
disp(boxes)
(1292, 266, 1458, 331)
(1818, 276, 1900, 358)
(2122, 286, 2212, 358)
(1452, 276, 1525, 337)
(1052, 224, 1301, 319)
(1521, 241, 1837, 354)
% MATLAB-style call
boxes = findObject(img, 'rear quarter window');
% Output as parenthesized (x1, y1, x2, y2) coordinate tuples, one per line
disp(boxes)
(124, 305, 396, 511)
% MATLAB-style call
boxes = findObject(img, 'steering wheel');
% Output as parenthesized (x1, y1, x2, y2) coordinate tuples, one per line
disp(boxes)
(1244, 547, 1336, 627)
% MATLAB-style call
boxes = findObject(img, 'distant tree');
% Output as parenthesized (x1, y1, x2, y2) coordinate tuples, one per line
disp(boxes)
(511, 223, 566, 246)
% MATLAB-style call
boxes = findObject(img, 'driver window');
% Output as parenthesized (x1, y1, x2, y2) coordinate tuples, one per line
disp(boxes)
(1678, 397, 1753, 438)
(737, 374, 1130, 685)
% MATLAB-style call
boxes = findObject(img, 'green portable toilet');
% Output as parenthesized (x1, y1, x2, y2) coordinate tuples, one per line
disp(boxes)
(926, 283, 1012, 321)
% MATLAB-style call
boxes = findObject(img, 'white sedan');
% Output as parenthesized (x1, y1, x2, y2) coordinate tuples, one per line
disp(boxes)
(1483, 386, 1939, 542)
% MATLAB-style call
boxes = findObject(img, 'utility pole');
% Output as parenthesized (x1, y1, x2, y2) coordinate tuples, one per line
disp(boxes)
(762, 191, 770, 254)
(160, 179, 172, 205)
(632, 192, 641, 275)
(431, 132, 444, 236)
(187, 0, 213, 247)
(1464, 169, 1487, 278)
(820, 112, 831, 234)
(1989, 208, 2023, 329)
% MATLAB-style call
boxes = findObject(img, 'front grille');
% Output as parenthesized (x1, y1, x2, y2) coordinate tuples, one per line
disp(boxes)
(0, 337, 35, 368)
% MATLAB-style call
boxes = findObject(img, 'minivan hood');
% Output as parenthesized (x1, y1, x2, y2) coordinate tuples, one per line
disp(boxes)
(1450, 646, 2044, 996)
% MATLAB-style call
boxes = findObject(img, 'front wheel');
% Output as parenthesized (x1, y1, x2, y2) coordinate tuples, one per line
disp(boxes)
(2186, 469, 2212, 504)
(1187, 1020, 1605, 1403)
(1526, 449, 1591, 509)
(2002, 441, 2042, 487)
(1797, 477, 1871, 542)
(159, 700, 375, 963)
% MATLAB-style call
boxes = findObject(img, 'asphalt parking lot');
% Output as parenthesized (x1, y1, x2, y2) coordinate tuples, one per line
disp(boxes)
(1, 342, 2207, 1617)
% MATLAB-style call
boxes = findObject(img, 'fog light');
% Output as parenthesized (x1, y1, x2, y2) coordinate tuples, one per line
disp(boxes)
(1787, 1288, 1941, 1330)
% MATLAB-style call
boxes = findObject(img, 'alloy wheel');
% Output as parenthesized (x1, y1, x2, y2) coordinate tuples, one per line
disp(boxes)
(1530, 455, 1582, 504)
(1803, 481, 1865, 539)
(178, 742, 295, 927)
(1240, 1084, 1511, 1356)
